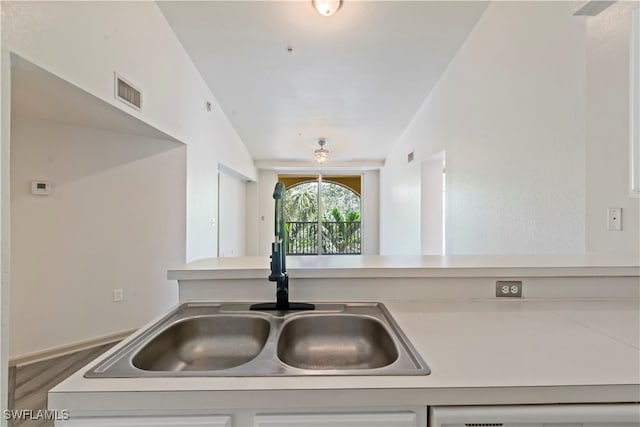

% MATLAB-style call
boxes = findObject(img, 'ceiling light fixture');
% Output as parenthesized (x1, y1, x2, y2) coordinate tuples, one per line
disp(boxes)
(312, 0, 342, 17)
(314, 139, 330, 164)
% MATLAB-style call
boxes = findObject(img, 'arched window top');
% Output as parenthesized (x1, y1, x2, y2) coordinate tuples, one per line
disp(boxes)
(279, 175, 361, 196)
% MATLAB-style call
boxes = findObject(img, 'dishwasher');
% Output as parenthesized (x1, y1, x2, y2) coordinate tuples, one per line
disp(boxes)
(430, 403, 640, 427)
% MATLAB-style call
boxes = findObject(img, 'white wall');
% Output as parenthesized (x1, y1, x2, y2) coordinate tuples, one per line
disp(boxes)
(245, 180, 260, 256)
(9, 117, 185, 358)
(218, 170, 247, 257)
(381, 2, 587, 255)
(362, 170, 380, 255)
(421, 153, 445, 255)
(380, 154, 421, 255)
(256, 170, 279, 257)
(0, 39, 11, 422)
(1, 1, 256, 262)
(585, 2, 640, 255)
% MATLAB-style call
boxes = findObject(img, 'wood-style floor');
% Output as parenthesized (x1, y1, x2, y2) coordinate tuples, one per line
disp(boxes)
(9, 343, 118, 427)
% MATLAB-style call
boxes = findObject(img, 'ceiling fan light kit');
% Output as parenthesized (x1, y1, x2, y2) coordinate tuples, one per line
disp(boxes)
(312, 0, 342, 17)
(314, 139, 330, 164)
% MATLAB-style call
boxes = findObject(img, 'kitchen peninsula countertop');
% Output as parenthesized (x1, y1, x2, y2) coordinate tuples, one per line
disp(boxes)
(49, 255, 640, 415)
(168, 254, 640, 280)
(49, 297, 640, 412)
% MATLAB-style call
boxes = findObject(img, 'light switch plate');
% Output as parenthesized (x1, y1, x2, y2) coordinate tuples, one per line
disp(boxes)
(113, 288, 124, 302)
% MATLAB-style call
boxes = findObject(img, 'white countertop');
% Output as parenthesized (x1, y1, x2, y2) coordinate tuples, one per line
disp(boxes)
(168, 254, 640, 280)
(50, 298, 640, 410)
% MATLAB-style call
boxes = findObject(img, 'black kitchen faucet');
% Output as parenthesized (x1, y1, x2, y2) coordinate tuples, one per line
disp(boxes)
(250, 182, 315, 311)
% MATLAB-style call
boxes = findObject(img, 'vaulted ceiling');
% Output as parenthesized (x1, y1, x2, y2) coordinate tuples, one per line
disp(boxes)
(158, 1, 489, 163)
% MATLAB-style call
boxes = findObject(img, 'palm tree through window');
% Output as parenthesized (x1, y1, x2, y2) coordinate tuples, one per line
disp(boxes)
(282, 175, 361, 255)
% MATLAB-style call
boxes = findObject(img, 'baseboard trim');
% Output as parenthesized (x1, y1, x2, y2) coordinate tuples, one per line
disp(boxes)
(9, 329, 135, 367)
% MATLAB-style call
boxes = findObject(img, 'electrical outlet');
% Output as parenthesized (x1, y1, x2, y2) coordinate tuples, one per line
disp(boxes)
(496, 281, 523, 298)
(608, 208, 622, 231)
(113, 288, 124, 302)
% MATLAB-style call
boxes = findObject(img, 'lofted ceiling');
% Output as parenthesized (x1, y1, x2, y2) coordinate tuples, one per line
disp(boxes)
(158, 1, 489, 164)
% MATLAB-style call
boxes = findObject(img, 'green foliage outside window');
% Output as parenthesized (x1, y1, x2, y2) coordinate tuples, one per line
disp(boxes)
(284, 181, 361, 254)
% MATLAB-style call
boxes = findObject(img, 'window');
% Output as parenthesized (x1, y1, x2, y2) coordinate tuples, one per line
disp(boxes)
(281, 175, 361, 255)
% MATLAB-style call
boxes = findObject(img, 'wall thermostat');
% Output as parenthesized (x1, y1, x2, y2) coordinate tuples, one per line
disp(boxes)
(31, 181, 51, 195)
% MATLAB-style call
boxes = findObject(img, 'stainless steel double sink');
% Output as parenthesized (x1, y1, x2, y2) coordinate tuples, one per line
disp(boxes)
(85, 302, 430, 377)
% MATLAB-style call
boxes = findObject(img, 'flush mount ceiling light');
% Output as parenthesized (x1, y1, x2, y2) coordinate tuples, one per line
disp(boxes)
(314, 139, 330, 164)
(312, 0, 342, 17)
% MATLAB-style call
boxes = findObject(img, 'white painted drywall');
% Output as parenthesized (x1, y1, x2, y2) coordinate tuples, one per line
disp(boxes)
(381, 2, 587, 255)
(0, 38, 11, 423)
(9, 117, 186, 358)
(362, 170, 380, 255)
(380, 154, 421, 255)
(218, 170, 247, 257)
(585, 2, 640, 256)
(245, 180, 260, 256)
(256, 170, 279, 257)
(421, 153, 445, 255)
(1, 1, 256, 262)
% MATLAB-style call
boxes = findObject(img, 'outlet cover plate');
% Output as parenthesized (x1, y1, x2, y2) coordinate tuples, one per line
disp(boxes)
(608, 207, 622, 231)
(496, 281, 523, 298)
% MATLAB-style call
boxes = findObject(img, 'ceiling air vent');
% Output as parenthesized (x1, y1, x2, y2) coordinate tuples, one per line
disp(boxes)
(114, 73, 142, 111)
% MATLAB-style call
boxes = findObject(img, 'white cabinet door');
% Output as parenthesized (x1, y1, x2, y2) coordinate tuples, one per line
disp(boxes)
(430, 404, 640, 427)
(254, 411, 417, 427)
(58, 415, 232, 427)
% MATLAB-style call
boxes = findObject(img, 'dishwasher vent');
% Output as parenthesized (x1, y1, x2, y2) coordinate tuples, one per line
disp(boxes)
(465, 424, 503, 427)
(115, 73, 142, 111)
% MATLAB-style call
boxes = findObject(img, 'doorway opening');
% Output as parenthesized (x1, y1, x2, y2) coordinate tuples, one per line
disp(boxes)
(218, 165, 249, 257)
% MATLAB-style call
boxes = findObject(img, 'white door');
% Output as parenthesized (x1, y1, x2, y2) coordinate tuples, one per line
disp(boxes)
(218, 169, 246, 257)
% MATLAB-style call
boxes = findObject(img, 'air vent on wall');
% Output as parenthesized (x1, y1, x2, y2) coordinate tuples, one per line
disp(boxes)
(408, 150, 415, 163)
(114, 73, 142, 111)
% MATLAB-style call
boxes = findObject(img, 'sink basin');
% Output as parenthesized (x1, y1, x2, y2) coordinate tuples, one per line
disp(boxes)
(132, 315, 270, 371)
(84, 302, 429, 377)
(277, 315, 398, 370)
